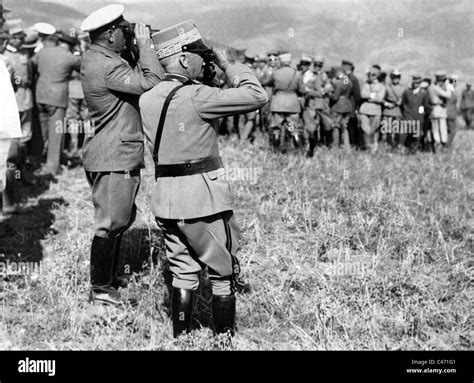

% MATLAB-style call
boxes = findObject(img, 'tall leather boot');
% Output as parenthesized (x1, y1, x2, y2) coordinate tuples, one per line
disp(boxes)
(89, 235, 122, 306)
(212, 294, 236, 336)
(110, 235, 138, 306)
(111, 235, 129, 289)
(2, 167, 17, 214)
(307, 135, 317, 158)
(171, 288, 195, 338)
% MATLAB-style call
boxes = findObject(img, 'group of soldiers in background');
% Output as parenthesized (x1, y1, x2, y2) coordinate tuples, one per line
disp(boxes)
(221, 50, 474, 157)
(0, 4, 90, 214)
(0, 3, 474, 216)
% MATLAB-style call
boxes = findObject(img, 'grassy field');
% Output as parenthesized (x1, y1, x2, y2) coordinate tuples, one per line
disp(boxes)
(0, 130, 472, 350)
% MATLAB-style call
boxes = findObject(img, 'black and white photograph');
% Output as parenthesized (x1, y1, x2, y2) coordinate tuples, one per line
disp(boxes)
(0, 0, 472, 376)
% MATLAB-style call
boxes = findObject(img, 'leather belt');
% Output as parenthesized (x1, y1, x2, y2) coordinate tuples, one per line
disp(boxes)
(155, 157, 223, 178)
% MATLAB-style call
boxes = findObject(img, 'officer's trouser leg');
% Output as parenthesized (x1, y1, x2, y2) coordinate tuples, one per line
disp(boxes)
(0, 139, 11, 193)
(381, 116, 389, 145)
(157, 211, 240, 336)
(46, 107, 66, 174)
(446, 118, 457, 148)
(303, 108, 317, 157)
(359, 114, 371, 150)
(38, 104, 49, 157)
(2, 139, 20, 213)
(360, 114, 381, 152)
(283, 113, 301, 152)
(66, 98, 79, 155)
(439, 118, 448, 144)
(240, 111, 256, 141)
(340, 113, 351, 151)
(270, 113, 283, 149)
(331, 112, 341, 148)
(409, 132, 421, 154)
(348, 115, 359, 147)
(18, 110, 34, 184)
(431, 118, 447, 145)
(85, 170, 140, 303)
(372, 115, 381, 151)
(398, 118, 410, 148)
(462, 110, 472, 129)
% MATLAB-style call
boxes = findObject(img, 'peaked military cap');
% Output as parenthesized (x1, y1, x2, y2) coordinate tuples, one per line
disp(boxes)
(81, 4, 126, 33)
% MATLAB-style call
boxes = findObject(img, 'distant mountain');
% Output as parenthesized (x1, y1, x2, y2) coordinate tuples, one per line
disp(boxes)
(3, 1, 86, 31)
(4, 0, 473, 82)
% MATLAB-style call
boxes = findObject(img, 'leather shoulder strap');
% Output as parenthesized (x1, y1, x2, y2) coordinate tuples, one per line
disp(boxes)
(152, 83, 188, 164)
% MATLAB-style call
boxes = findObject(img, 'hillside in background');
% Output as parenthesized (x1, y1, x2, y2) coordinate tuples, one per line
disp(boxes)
(4, 0, 473, 81)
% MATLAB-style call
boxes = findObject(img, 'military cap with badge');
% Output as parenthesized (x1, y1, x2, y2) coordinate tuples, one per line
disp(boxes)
(151, 19, 219, 85)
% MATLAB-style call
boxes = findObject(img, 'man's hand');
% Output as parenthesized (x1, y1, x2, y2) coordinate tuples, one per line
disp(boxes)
(212, 46, 235, 72)
(134, 23, 152, 51)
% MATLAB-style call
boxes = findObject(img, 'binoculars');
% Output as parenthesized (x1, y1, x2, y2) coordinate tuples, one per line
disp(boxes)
(123, 23, 160, 38)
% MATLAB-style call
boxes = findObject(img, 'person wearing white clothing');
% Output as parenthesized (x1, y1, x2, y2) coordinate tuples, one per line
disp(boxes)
(0, 58, 22, 213)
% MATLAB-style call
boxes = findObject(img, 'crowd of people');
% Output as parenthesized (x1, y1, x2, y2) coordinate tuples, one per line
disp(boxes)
(0, 5, 91, 213)
(221, 50, 474, 156)
(1, 12, 473, 213)
(0, 4, 473, 214)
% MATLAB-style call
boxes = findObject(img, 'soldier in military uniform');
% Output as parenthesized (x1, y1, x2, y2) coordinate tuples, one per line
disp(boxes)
(139, 20, 267, 337)
(461, 82, 473, 129)
(32, 23, 56, 53)
(80, 4, 164, 306)
(0, 27, 22, 214)
(262, 52, 304, 153)
(382, 69, 404, 149)
(32, 31, 81, 175)
(359, 66, 386, 153)
(305, 55, 333, 151)
(0, 57, 22, 208)
(329, 66, 353, 150)
(299, 54, 317, 156)
(446, 74, 459, 149)
(237, 50, 258, 142)
(254, 53, 272, 133)
(65, 31, 89, 158)
(428, 71, 452, 152)
(259, 52, 276, 131)
(5, 27, 34, 172)
(1, 25, 36, 210)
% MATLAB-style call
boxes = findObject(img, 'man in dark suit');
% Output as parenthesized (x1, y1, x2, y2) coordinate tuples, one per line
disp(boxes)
(400, 74, 430, 153)
(32, 31, 81, 175)
(80, 4, 163, 306)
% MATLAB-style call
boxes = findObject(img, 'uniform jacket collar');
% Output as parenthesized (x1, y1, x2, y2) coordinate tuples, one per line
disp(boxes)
(164, 73, 196, 84)
(89, 43, 120, 59)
